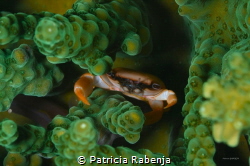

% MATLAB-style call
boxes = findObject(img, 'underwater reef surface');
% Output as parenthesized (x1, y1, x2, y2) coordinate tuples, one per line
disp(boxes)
(0, 0, 249, 166)
(177, 0, 250, 165)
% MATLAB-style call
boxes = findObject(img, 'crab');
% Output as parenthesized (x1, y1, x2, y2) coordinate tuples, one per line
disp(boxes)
(74, 67, 177, 125)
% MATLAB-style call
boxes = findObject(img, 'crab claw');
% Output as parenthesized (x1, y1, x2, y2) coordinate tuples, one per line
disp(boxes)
(74, 73, 94, 105)
(146, 89, 177, 108)
(143, 89, 177, 125)
(162, 90, 177, 109)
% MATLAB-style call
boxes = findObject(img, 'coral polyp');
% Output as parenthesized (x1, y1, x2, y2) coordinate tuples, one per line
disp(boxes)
(0, 0, 151, 75)
(0, 44, 63, 111)
(177, 0, 250, 165)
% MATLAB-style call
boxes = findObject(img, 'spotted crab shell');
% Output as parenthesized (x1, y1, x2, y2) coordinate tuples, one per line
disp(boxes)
(109, 67, 166, 89)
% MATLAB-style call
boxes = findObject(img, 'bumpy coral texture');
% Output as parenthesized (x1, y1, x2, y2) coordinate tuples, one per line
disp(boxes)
(175, 0, 250, 165)
(0, 89, 154, 166)
(70, 89, 145, 144)
(0, 44, 63, 111)
(201, 40, 250, 147)
(71, 88, 145, 144)
(0, 1, 161, 165)
(52, 117, 167, 166)
(0, 0, 151, 75)
(3, 153, 42, 166)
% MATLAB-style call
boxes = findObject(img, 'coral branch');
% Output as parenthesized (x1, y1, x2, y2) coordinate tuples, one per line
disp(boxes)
(0, 89, 165, 166)
(0, 44, 63, 111)
(175, 0, 250, 165)
(201, 40, 250, 147)
(0, 0, 151, 75)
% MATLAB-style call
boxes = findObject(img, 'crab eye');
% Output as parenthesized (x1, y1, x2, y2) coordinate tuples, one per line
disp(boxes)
(107, 71, 115, 78)
(152, 83, 161, 89)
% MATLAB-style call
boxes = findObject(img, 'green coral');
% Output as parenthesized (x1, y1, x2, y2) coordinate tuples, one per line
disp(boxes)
(0, 119, 47, 156)
(200, 40, 250, 147)
(70, 88, 145, 144)
(0, 44, 63, 111)
(174, 0, 250, 165)
(3, 153, 42, 166)
(52, 117, 169, 166)
(0, 0, 151, 75)
(52, 118, 98, 165)
(0, 89, 165, 166)
(0, 12, 37, 44)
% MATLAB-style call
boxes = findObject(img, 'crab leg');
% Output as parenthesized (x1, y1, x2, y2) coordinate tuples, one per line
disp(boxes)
(74, 73, 116, 105)
(74, 73, 94, 105)
(144, 100, 164, 125)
